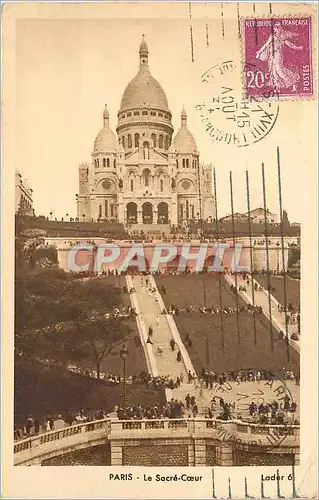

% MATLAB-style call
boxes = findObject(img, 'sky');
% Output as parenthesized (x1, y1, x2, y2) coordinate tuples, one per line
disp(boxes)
(13, 2, 316, 223)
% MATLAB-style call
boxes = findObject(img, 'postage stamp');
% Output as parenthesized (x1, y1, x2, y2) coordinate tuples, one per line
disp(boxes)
(243, 17, 314, 99)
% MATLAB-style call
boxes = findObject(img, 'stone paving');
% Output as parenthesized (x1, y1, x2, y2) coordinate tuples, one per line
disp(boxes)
(130, 276, 188, 380)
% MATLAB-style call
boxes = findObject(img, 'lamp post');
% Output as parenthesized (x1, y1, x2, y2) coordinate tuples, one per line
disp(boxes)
(120, 345, 129, 416)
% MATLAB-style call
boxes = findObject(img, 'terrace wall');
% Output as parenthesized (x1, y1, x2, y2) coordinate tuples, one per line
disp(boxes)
(14, 419, 299, 467)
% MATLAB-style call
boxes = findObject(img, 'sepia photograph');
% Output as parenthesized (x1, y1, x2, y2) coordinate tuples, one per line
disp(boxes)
(2, 2, 317, 499)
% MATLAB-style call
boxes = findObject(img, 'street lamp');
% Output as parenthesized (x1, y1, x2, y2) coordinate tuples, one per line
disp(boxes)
(120, 345, 129, 417)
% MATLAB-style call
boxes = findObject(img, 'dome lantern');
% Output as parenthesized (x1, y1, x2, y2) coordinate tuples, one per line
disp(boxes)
(181, 106, 187, 127)
(139, 35, 148, 66)
(103, 104, 110, 126)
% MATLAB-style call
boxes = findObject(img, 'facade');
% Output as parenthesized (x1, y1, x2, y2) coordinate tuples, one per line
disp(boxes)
(76, 38, 214, 226)
(15, 170, 33, 215)
(247, 207, 278, 224)
(219, 213, 249, 224)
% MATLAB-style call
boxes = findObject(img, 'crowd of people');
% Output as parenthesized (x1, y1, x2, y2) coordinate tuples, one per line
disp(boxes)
(14, 408, 107, 441)
(199, 367, 300, 386)
(161, 302, 264, 317)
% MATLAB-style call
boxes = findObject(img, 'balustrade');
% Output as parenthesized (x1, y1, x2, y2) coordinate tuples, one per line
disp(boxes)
(14, 418, 299, 460)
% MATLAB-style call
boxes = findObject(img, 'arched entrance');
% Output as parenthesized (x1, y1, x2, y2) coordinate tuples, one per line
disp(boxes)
(157, 202, 169, 224)
(127, 202, 137, 224)
(142, 202, 153, 224)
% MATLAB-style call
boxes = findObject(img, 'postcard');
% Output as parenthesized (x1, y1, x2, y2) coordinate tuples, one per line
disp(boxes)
(1, 1, 318, 499)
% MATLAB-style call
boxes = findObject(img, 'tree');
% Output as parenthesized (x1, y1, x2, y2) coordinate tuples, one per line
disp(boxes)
(75, 316, 131, 379)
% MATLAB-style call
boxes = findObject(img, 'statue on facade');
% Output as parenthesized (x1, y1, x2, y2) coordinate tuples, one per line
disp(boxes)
(171, 177, 176, 190)
(118, 178, 123, 190)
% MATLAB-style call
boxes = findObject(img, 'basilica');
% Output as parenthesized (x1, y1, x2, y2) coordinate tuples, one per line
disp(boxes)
(76, 37, 215, 226)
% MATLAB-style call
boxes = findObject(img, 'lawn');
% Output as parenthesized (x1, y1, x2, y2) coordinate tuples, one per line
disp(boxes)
(256, 275, 300, 312)
(155, 274, 300, 375)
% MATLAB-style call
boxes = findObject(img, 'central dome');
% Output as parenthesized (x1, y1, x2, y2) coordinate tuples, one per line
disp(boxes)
(119, 38, 169, 112)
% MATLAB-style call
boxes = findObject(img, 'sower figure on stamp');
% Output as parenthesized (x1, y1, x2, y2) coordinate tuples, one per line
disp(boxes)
(256, 22, 303, 92)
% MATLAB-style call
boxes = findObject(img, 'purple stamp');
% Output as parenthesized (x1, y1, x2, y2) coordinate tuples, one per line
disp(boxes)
(243, 17, 313, 99)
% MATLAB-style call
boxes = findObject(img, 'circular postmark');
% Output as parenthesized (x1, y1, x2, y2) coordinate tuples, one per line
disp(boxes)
(208, 368, 298, 452)
(197, 60, 279, 147)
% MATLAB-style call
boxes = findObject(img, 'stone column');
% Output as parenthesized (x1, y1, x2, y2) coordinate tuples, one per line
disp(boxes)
(137, 209, 143, 224)
(188, 443, 195, 466)
(171, 193, 178, 225)
(117, 193, 124, 223)
(194, 439, 206, 466)
(218, 443, 233, 466)
(111, 443, 123, 465)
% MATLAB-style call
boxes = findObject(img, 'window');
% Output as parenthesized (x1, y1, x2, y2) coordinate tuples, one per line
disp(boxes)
(159, 134, 164, 148)
(182, 159, 185, 168)
(160, 179, 164, 192)
(176, 159, 179, 169)
(134, 133, 140, 147)
(110, 205, 114, 217)
(142, 111, 148, 115)
(122, 136, 126, 148)
(114, 159, 116, 168)
(151, 133, 156, 147)
(134, 111, 140, 116)
(191, 205, 195, 218)
(105, 200, 108, 219)
(130, 179, 134, 191)
(143, 141, 150, 160)
(128, 134, 132, 148)
(186, 158, 189, 168)
(99, 204, 102, 219)
(150, 111, 156, 116)
(97, 158, 99, 168)
(165, 136, 169, 150)
(158, 112, 163, 117)
(103, 158, 106, 168)
(107, 158, 110, 168)
(121, 114, 125, 119)
(127, 112, 132, 117)
(143, 168, 150, 187)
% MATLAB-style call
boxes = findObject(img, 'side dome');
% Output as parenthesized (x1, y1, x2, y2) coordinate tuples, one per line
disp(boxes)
(172, 108, 198, 152)
(119, 37, 169, 111)
(93, 105, 117, 153)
